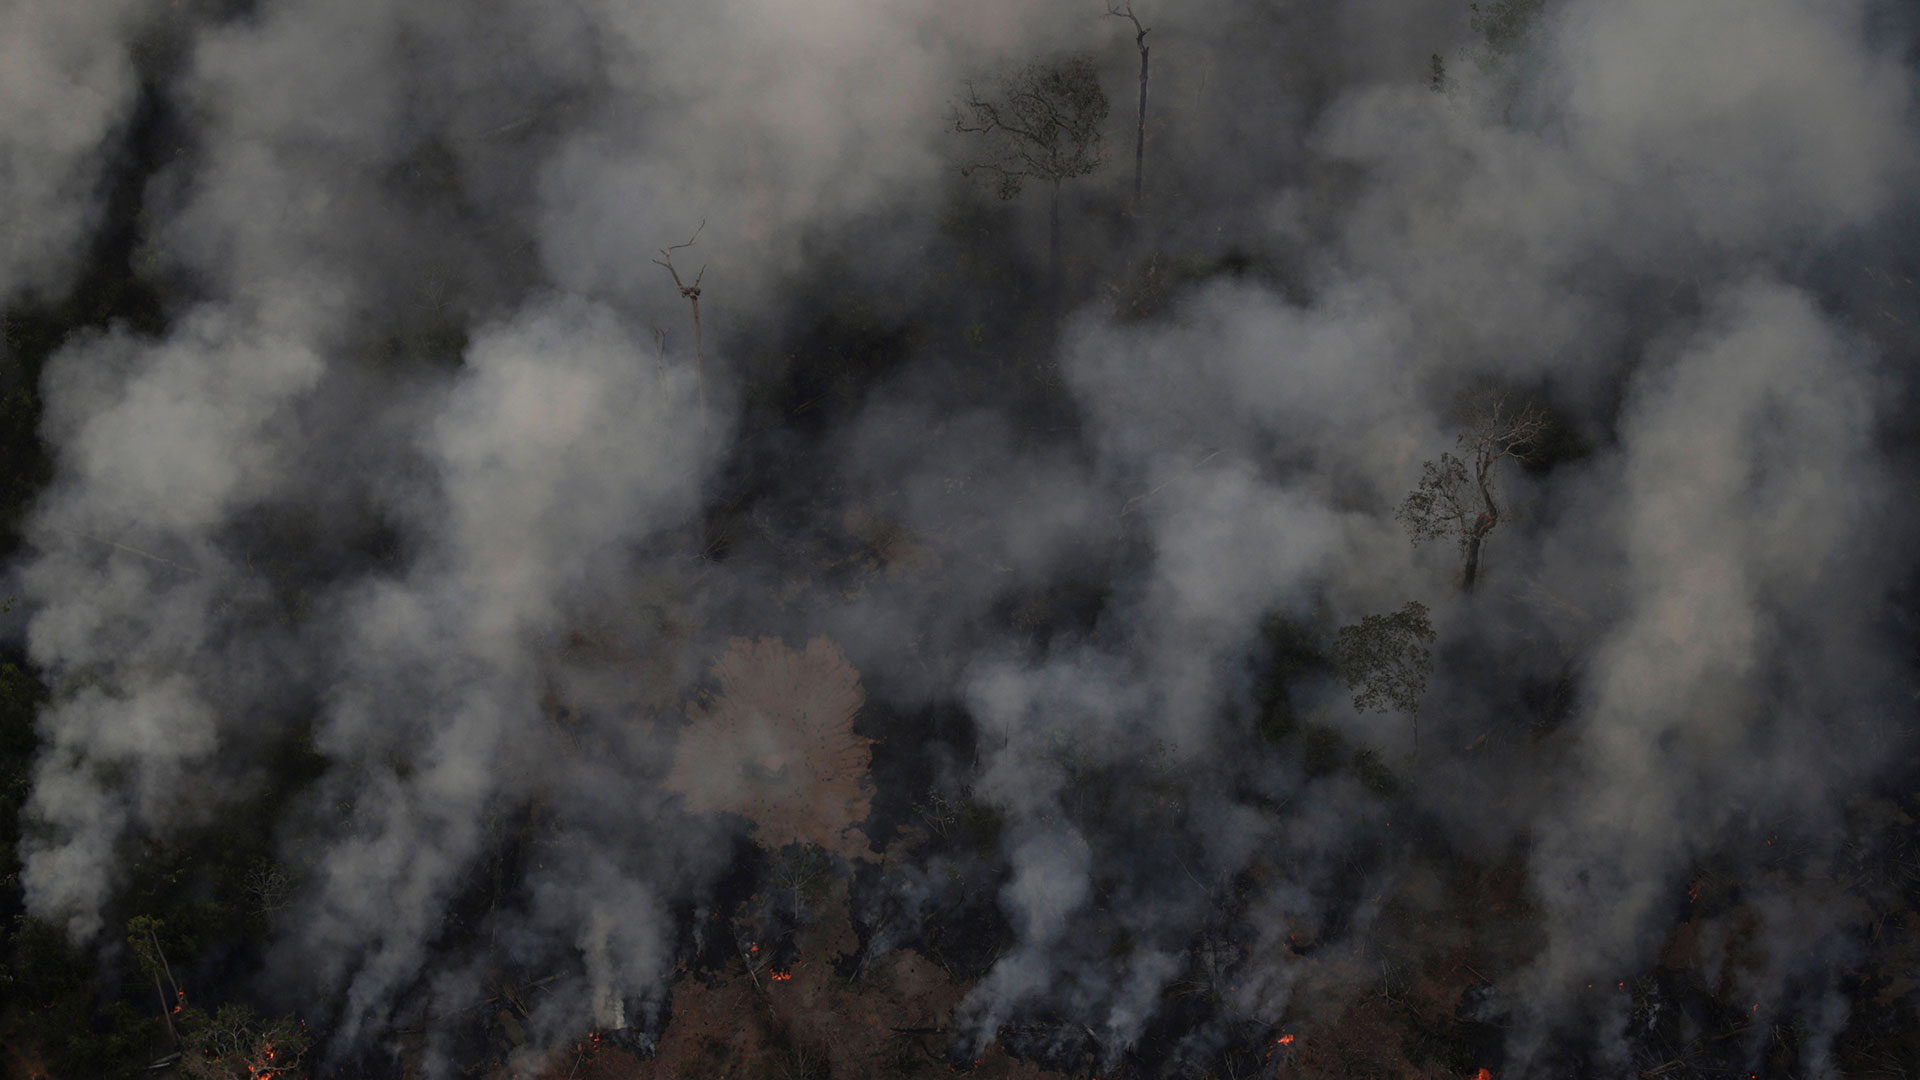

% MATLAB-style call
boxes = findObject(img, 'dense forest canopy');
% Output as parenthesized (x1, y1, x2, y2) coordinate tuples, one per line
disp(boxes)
(2, 1, 1919, 1078)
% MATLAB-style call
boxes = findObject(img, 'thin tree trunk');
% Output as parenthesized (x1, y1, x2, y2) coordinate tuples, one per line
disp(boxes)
(1464, 457, 1498, 591)
(688, 297, 706, 412)
(152, 970, 179, 1047)
(1048, 180, 1062, 304)
(1133, 29, 1149, 206)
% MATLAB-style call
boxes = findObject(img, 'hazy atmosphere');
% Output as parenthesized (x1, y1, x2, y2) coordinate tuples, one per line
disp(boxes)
(3, 1, 1919, 1078)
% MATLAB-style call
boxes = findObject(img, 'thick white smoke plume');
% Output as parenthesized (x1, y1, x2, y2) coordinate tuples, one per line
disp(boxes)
(5, 0, 1918, 1077)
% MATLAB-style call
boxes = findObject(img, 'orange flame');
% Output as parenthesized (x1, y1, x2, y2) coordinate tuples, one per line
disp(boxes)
(1264, 1034, 1295, 1064)
(770, 970, 793, 982)
(1473, 1070, 1493, 1080)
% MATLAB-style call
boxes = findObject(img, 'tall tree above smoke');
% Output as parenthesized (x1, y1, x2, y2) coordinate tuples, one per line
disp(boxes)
(1332, 601, 1435, 719)
(954, 54, 1110, 294)
(1396, 398, 1546, 591)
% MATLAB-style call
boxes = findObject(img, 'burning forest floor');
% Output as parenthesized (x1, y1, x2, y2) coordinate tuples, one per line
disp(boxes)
(487, 883, 1031, 1080)
(403, 794, 1920, 1080)
(5, 487, 1920, 1080)
(378, 615, 1920, 1080)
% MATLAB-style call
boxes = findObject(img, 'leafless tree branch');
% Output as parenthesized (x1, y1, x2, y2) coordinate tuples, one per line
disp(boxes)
(654, 222, 709, 411)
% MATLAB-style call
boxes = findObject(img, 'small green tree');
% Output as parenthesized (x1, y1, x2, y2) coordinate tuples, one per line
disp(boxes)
(1333, 601, 1436, 751)
(954, 55, 1110, 295)
(1396, 397, 1547, 590)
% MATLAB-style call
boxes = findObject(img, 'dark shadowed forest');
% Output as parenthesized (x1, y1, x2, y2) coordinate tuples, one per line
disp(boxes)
(3, 1, 1920, 1078)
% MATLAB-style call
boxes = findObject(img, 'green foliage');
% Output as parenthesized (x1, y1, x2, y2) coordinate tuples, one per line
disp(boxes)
(121, 836, 261, 962)
(1396, 452, 1475, 552)
(3, 916, 160, 1075)
(954, 55, 1110, 199)
(1395, 399, 1547, 588)
(1332, 602, 1436, 715)
(126, 914, 175, 983)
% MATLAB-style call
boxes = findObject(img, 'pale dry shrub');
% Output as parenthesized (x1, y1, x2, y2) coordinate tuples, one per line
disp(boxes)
(668, 637, 875, 860)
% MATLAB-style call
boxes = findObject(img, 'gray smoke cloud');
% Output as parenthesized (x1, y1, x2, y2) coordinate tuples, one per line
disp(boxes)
(0, 0, 156, 305)
(7, 0, 1919, 1075)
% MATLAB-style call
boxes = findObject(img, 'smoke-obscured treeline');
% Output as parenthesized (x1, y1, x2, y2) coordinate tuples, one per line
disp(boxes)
(3, 1, 1920, 1078)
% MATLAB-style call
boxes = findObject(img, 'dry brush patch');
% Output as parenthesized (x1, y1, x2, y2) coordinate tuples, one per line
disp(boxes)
(668, 636, 876, 861)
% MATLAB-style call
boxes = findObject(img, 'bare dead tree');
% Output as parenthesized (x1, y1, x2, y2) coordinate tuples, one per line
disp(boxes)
(1396, 396, 1549, 590)
(653, 222, 707, 411)
(244, 860, 294, 917)
(1107, 4, 1150, 208)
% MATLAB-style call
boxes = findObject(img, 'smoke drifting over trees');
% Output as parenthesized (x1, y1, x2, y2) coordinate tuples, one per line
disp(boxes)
(2, 1, 1919, 1078)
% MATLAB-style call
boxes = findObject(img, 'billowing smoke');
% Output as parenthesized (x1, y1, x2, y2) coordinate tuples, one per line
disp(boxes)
(5, 0, 1918, 1077)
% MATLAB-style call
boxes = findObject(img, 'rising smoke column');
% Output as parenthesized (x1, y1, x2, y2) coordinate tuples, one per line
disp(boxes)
(0, 0, 158, 306)
(827, 0, 1920, 1071)
(1514, 279, 1905, 1065)
(9, 0, 1109, 1062)
(7, 0, 1920, 1075)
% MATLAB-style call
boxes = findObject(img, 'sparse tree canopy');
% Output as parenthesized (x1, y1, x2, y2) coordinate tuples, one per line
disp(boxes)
(953, 55, 1110, 200)
(1332, 601, 1436, 716)
(1396, 396, 1548, 590)
(955, 55, 1110, 297)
